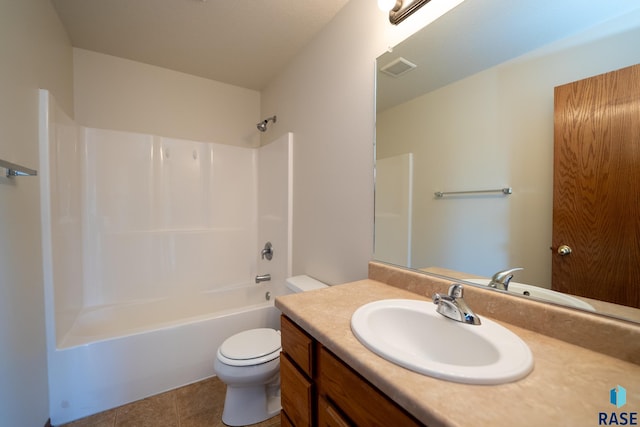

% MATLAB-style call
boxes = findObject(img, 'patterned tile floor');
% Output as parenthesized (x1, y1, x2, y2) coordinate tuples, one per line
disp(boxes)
(59, 377, 280, 427)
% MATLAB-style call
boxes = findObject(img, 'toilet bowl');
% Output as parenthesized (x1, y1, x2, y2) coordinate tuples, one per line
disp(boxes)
(214, 275, 328, 426)
(214, 328, 282, 426)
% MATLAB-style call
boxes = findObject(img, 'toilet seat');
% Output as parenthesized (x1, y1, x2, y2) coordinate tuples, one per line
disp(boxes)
(218, 328, 281, 367)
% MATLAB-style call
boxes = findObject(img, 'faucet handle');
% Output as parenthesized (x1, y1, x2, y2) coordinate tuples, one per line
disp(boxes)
(261, 242, 273, 261)
(434, 283, 465, 302)
(432, 292, 446, 305)
(489, 267, 524, 290)
(491, 267, 523, 280)
(447, 283, 464, 298)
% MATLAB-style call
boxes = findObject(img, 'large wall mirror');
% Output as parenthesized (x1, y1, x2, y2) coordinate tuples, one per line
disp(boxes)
(374, 0, 640, 324)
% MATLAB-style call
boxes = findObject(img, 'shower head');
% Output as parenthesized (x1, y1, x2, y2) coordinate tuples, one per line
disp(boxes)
(256, 115, 277, 132)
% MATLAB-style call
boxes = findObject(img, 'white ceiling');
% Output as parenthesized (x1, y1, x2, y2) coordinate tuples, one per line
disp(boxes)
(51, 0, 351, 91)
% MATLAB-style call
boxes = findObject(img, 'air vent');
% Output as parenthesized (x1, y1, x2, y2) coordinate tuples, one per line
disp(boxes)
(379, 57, 417, 77)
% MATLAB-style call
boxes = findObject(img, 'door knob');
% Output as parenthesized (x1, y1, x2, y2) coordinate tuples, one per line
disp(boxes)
(557, 245, 572, 256)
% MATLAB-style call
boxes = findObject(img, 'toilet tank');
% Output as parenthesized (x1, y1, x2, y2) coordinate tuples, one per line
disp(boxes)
(285, 275, 328, 293)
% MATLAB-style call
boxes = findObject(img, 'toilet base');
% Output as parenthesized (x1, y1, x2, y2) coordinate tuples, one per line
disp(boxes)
(221, 382, 281, 426)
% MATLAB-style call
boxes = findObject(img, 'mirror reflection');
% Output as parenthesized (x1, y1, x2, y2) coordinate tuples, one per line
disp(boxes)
(374, 0, 640, 323)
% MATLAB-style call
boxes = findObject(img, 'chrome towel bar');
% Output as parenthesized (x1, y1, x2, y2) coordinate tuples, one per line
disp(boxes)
(0, 158, 38, 177)
(434, 187, 512, 198)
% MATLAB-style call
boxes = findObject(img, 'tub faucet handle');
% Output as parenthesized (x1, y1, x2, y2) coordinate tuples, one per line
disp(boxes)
(261, 242, 273, 261)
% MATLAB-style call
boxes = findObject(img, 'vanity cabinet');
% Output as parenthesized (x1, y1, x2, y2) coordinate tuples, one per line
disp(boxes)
(280, 315, 423, 427)
(281, 315, 315, 426)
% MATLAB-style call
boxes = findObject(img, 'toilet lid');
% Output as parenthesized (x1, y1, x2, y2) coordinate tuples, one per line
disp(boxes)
(220, 328, 281, 361)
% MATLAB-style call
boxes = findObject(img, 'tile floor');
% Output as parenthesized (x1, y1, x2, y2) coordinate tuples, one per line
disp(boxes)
(58, 377, 281, 427)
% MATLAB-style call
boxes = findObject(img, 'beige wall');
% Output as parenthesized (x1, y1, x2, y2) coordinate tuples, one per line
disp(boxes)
(74, 49, 261, 147)
(0, 1, 73, 425)
(260, 0, 436, 284)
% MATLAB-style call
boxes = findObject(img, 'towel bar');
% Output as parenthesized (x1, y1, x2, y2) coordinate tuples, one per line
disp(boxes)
(0, 158, 38, 177)
(434, 187, 512, 198)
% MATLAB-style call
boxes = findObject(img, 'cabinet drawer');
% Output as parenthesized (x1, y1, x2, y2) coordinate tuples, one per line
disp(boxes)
(281, 353, 313, 427)
(318, 346, 423, 427)
(318, 396, 353, 427)
(281, 315, 314, 376)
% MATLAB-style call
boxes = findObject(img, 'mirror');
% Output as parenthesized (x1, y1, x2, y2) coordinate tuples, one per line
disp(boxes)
(374, 0, 640, 323)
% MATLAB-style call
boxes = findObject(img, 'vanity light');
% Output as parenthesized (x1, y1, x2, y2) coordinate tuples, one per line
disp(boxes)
(381, 0, 466, 26)
(381, 0, 432, 25)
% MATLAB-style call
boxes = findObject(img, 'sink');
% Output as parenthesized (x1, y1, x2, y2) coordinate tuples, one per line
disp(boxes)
(464, 279, 596, 311)
(351, 299, 533, 384)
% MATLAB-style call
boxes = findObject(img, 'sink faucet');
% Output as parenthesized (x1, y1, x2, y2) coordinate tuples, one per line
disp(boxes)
(487, 267, 524, 291)
(433, 284, 481, 325)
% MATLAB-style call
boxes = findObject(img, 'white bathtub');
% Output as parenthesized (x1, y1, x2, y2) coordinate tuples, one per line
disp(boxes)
(48, 285, 282, 426)
(59, 283, 275, 348)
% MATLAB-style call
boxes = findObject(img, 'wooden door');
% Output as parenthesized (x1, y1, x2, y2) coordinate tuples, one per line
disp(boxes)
(552, 63, 640, 308)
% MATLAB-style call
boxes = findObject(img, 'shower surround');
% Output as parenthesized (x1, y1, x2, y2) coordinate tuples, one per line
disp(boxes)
(39, 90, 292, 425)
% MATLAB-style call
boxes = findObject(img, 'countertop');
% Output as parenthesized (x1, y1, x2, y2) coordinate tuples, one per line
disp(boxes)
(275, 279, 640, 427)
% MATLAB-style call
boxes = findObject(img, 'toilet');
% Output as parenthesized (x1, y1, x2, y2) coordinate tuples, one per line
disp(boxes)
(214, 275, 328, 426)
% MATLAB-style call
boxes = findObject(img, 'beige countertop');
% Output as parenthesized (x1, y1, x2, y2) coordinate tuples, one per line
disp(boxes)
(275, 279, 640, 427)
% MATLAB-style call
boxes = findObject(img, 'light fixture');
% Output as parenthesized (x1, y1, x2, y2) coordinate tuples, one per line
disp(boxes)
(380, 0, 432, 25)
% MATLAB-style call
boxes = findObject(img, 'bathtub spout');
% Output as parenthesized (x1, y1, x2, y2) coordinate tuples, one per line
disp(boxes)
(255, 274, 271, 283)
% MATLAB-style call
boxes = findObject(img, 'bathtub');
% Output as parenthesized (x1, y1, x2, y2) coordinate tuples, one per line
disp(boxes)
(48, 284, 282, 426)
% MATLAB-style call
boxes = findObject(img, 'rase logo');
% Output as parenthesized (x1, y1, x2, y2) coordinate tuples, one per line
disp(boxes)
(599, 385, 638, 426)
(612, 386, 628, 409)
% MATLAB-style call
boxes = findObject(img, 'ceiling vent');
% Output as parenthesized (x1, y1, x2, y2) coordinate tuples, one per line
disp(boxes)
(379, 57, 417, 77)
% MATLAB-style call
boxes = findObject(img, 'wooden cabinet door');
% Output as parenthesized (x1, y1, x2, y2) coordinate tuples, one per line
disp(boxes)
(281, 353, 313, 427)
(553, 63, 640, 308)
(318, 396, 353, 427)
(281, 315, 314, 376)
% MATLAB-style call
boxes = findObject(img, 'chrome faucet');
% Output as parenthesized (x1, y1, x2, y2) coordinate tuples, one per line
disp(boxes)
(255, 274, 271, 283)
(261, 242, 273, 261)
(433, 284, 481, 325)
(487, 267, 523, 291)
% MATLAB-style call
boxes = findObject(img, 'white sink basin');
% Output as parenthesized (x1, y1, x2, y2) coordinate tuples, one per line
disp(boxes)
(351, 299, 533, 384)
(464, 279, 596, 311)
